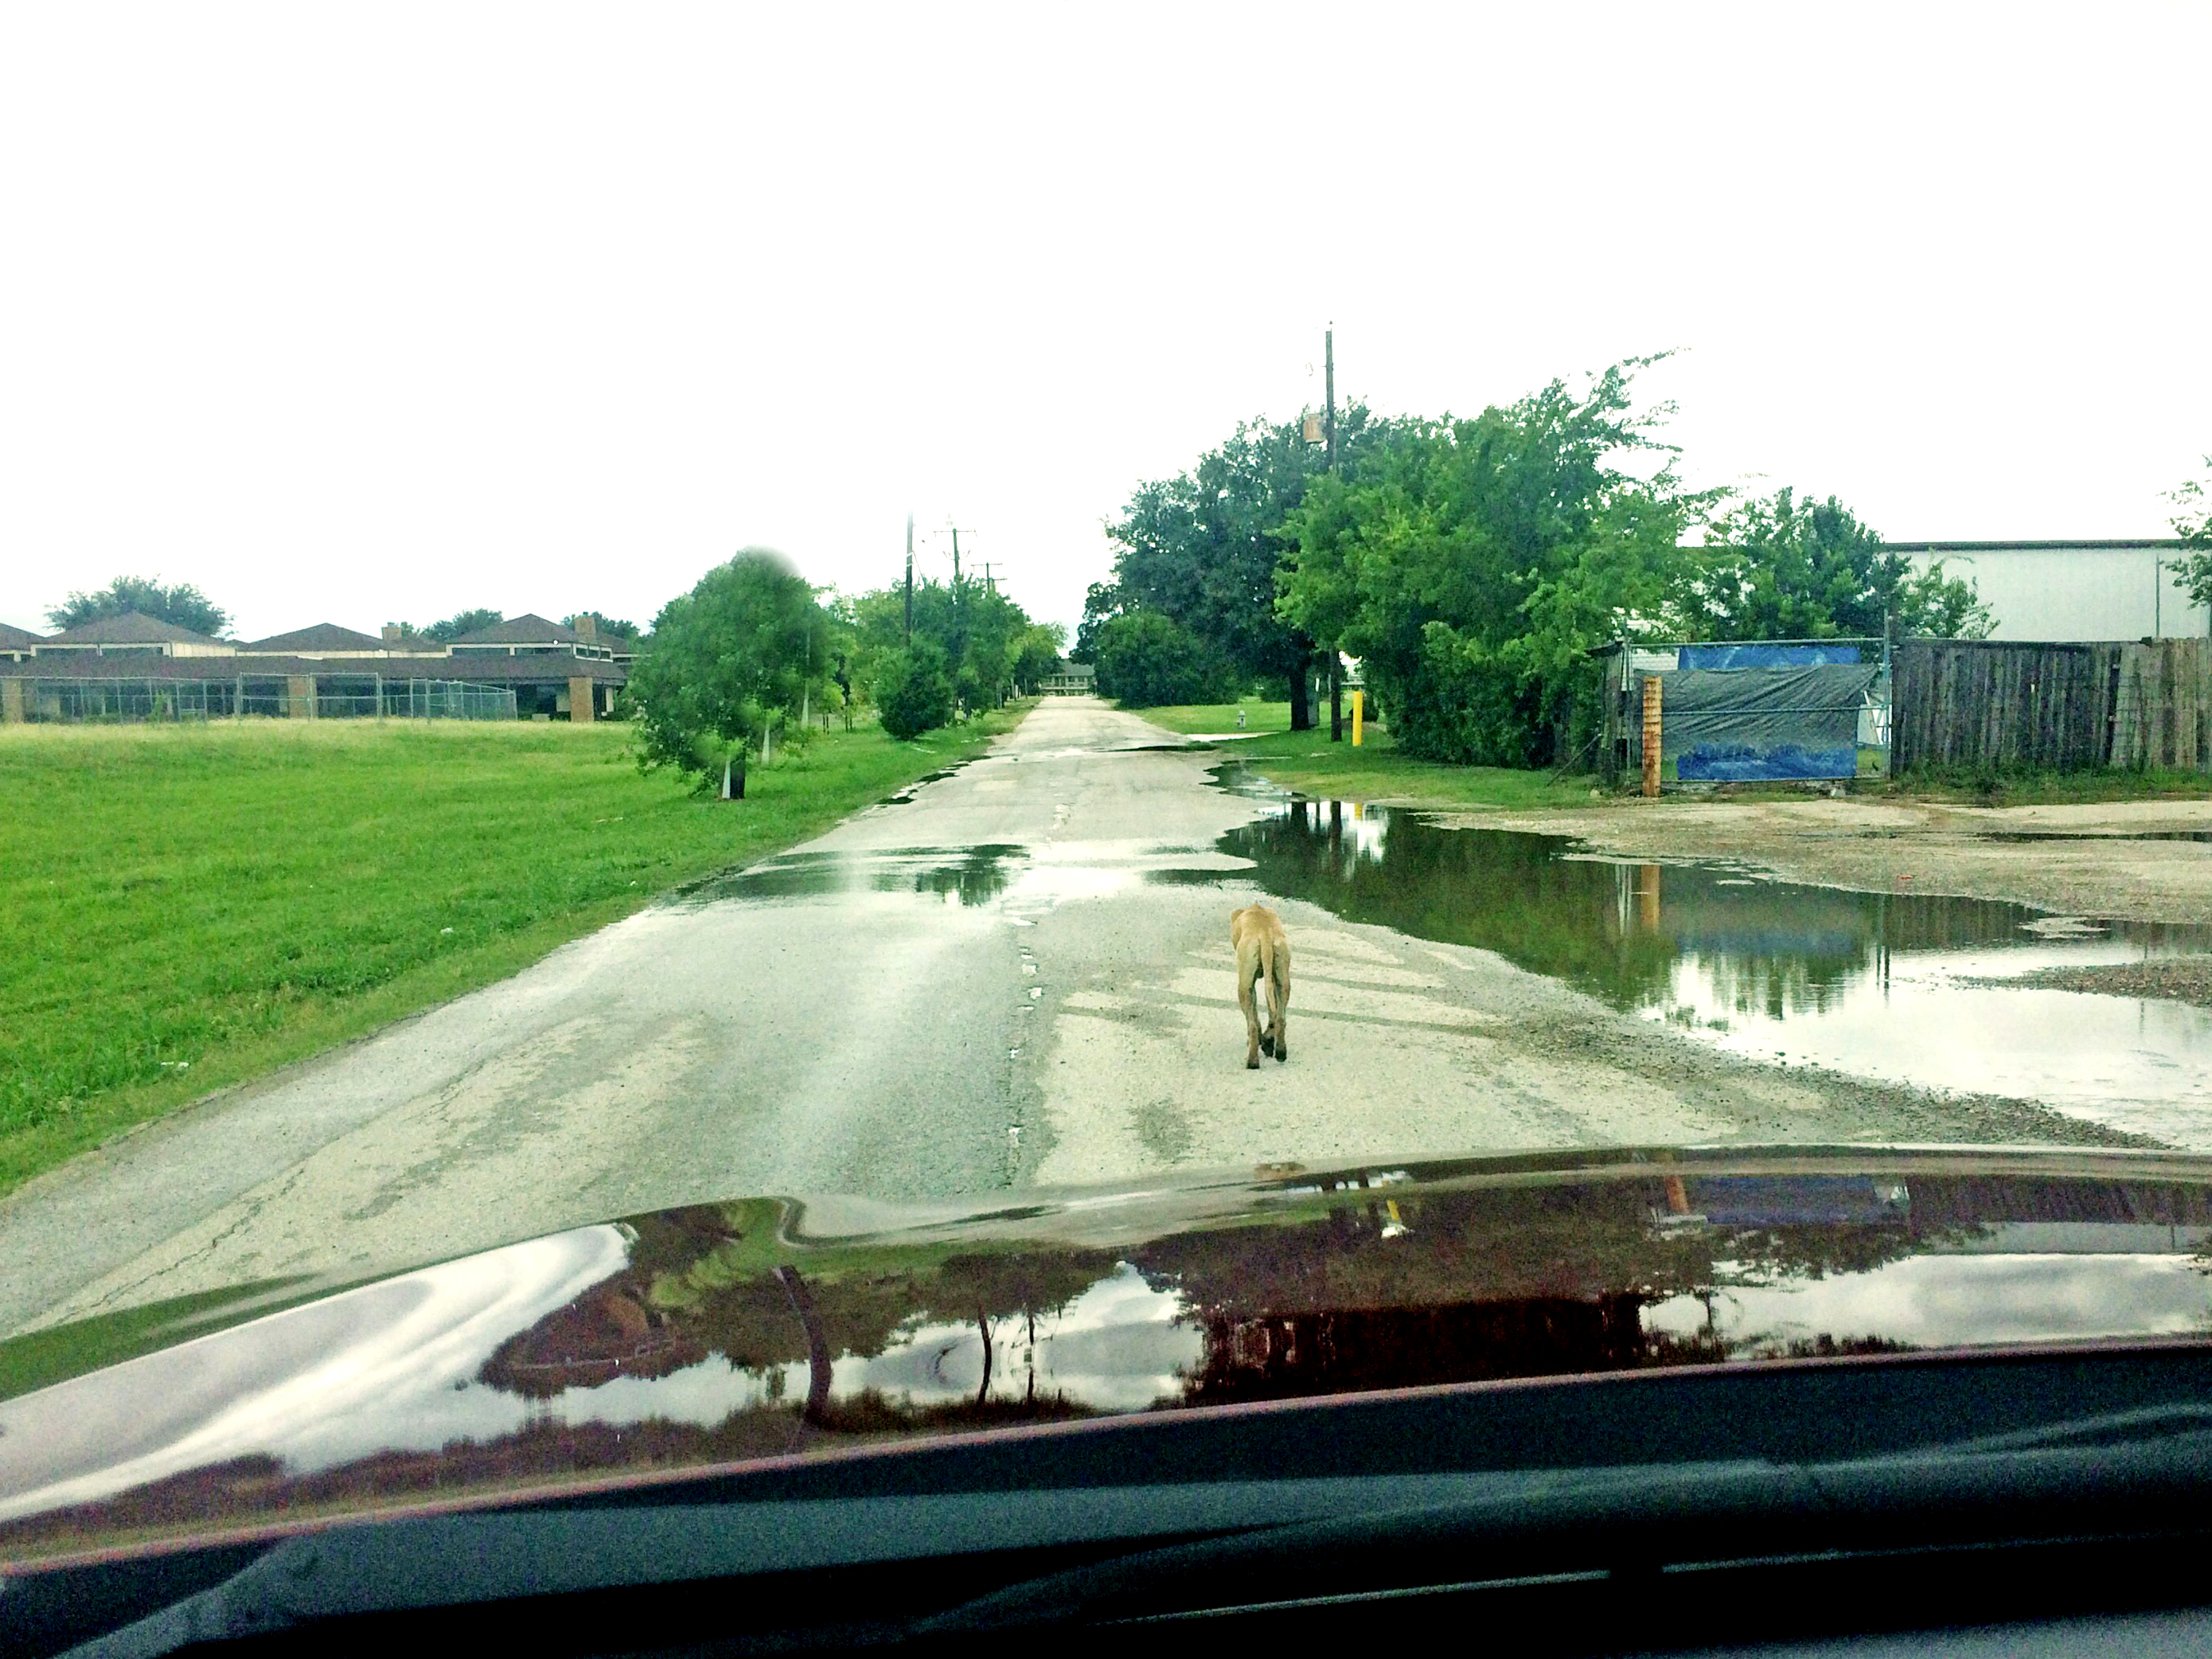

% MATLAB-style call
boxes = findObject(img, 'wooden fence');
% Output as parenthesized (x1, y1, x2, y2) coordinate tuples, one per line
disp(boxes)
(1892, 638, 2212, 773)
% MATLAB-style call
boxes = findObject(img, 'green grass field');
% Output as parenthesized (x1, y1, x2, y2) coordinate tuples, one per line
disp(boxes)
(0, 709, 1024, 1196)
(1122, 695, 1594, 810)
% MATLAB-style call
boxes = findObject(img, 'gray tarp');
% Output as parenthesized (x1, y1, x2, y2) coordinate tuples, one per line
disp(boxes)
(1657, 663, 1880, 781)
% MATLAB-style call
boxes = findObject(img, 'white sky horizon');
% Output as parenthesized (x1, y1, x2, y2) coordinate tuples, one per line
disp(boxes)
(4, 2, 2206, 642)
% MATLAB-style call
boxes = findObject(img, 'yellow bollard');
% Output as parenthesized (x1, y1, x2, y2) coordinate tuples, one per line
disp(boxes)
(1350, 688, 1363, 746)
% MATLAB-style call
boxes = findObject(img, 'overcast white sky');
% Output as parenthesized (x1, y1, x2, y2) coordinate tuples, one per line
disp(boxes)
(3, 2, 2206, 641)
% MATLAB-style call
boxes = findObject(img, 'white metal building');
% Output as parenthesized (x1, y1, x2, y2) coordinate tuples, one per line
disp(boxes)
(1894, 540, 2206, 642)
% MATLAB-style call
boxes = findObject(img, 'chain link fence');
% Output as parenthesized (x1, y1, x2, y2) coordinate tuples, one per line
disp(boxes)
(11, 677, 517, 724)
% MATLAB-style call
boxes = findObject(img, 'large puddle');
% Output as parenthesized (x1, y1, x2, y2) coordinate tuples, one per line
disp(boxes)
(1199, 798, 2212, 1146)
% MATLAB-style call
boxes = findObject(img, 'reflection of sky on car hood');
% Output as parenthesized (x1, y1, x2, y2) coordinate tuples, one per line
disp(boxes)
(0, 1227, 628, 1523)
(16, 1166, 2212, 1536)
(832, 1261, 1197, 1412)
(0, 1250, 1198, 1525)
(1645, 1252, 2212, 1354)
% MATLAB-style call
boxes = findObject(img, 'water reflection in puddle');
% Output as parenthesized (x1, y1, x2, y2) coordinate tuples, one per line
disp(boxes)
(675, 843, 1238, 912)
(675, 845, 1028, 907)
(1192, 799, 2212, 1145)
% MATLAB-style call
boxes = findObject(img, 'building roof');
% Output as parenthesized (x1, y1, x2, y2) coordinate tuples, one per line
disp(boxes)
(1881, 539, 2191, 552)
(244, 623, 392, 653)
(41, 611, 225, 646)
(0, 653, 626, 685)
(0, 621, 45, 648)
(450, 613, 578, 646)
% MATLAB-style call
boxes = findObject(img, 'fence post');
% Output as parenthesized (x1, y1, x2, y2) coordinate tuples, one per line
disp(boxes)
(1640, 674, 1662, 798)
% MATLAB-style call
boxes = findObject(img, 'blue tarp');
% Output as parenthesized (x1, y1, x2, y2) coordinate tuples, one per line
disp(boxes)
(1679, 642, 1863, 671)
(1658, 663, 1881, 783)
(1676, 743, 1860, 782)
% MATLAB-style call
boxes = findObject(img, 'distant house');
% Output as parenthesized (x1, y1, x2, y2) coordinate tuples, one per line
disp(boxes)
(1039, 658, 1096, 695)
(245, 623, 402, 658)
(35, 613, 236, 658)
(449, 613, 618, 662)
(0, 621, 43, 663)
(1894, 540, 2207, 642)
(1, 610, 626, 723)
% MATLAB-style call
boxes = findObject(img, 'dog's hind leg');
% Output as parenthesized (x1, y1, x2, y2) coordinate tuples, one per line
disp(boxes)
(1268, 949, 1289, 1064)
(1239, 961, 1262, 1068)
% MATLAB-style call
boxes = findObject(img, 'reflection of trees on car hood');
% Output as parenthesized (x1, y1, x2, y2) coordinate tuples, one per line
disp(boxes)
(13, 1158, 2212, 1563)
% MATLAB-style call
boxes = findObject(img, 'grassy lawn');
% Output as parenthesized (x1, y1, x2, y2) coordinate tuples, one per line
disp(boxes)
(1120, 697, 1594, 810)
(1134, 697, 1295, 736)
(0, 708, 1025, 1196)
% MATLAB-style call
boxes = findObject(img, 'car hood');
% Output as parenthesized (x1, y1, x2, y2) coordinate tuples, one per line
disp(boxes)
(6, 1142, 2212, 1567)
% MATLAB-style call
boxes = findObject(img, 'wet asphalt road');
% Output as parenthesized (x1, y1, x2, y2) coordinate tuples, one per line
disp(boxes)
(0, 701, 1261, 1330)
(0, 699, 2123, 1336)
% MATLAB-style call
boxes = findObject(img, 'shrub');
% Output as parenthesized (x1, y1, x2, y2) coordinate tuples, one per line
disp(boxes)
(1090, 611, 1240, 707)
(877, 640, 956, 740)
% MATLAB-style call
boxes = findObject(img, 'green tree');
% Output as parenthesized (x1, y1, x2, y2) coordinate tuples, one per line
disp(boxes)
(876, 638, 956, 739)
(424, 607, 503, 642)
(837, 574, 1045, 715)
(47, 575, 230, 636)
(1012, 623, 1066, 693)
(1278, 359, 1707, 767)
(1101, 408, 1392, 728)
(2171, 457, 2212, 609)
(563, 611, 640, 642)
(626, 549, 833, 789)
(1090, 611, 1239, 707)
(1683, 487, 1989, 640)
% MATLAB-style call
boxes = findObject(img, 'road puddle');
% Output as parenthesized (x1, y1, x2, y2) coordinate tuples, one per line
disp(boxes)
(673, 845, 1028, 906)
(670, 841, 1238, 913)
(1193, 798, 2212, 1146)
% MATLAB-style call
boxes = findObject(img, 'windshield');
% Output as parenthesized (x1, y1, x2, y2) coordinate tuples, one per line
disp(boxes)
(3, 2, 2210, 1567)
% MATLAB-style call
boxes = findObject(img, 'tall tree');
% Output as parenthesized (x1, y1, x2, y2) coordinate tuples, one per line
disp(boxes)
(1089, 611, 1239, 706)
(1278, 359, 1708, 767)
(425, 607, 503, 642)
(627, 549, 833, 789)
(1102, 408, 1389, 728)
(2171, 456, 2212, 609)
(48, 575, 230, 636)
(837, 571, 1044, 727)
(1011, 623, 1067, 694)
(1682, 487, 1989, 640)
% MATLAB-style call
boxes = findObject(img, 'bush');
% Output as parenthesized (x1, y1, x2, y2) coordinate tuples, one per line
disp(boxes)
(1090, 611, 1240, 707)
(876, 640, 956, 740)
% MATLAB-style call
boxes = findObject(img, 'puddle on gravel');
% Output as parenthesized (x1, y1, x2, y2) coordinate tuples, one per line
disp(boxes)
(1180, 798, 2212, 1147)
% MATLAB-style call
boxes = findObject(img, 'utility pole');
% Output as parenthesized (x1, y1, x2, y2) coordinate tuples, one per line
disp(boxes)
(1324, 325, 1337, 472)
(904, 513, 914, 643)
(980, 562, 1001, 595)
(1326, 325, 1344, 742)
(950, 525, 962, 591)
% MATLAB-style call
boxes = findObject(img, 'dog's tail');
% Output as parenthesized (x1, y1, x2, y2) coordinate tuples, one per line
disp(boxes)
(1254, 930, 1276, 983)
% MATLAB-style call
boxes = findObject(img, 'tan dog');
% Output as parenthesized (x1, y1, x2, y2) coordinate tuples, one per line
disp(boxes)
(1231, 903, 1291, 1068)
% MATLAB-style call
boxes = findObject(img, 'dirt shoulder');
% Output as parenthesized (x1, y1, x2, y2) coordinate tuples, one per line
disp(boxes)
(1406, 794, 2212, 927)
(1978, 958, 2212, 1009)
